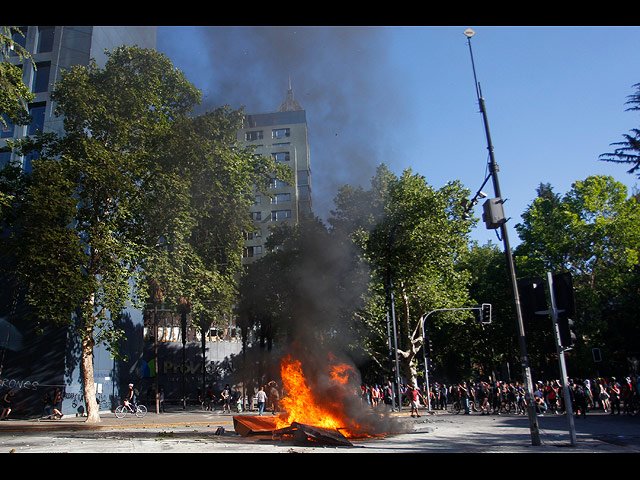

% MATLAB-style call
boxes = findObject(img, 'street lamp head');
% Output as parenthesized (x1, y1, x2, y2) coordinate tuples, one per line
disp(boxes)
(464, 28, 475, 38)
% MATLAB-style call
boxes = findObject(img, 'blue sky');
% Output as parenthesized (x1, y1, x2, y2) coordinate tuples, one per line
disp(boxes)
(157, 26, 640, 248)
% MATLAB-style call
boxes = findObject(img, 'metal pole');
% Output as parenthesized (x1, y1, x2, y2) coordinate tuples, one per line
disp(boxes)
(154, 304, 159, 414)
(389, 277, 402, 411)
(386, 309, 398, 411)
(546, 272, 577, 446)
(420, 316, 431, 410)
(465, 30, 541, 446)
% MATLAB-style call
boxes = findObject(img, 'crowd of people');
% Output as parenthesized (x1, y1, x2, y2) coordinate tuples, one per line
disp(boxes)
(198, 381, 280, 415)
(360, 374, 640, 418)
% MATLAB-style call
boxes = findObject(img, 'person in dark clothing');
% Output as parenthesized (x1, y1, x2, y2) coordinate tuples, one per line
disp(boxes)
(267, 381, 280, 415)
(459, 382, 470, 414)
(572, 381, 588, 418)
(0, 390, 14, 420)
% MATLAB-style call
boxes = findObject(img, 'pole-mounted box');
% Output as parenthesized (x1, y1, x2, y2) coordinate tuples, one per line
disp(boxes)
(482, 198, 506, 229)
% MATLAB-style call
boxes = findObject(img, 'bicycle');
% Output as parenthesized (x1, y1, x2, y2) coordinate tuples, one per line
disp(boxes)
(115, 401, 147, 418)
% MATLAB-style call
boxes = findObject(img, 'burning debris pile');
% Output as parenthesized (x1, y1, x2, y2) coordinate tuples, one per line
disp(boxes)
(234, 347, 403, 446)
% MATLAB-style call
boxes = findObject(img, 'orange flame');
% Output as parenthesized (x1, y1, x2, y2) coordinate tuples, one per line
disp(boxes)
(275, 353, 363, 437)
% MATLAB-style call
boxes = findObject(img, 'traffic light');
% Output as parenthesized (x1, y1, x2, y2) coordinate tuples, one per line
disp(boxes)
(557, 313, 576, 347)
(518, 277, 547, 323)
(476, 303, 491, 324)
(552, 272, 575, 317)
(473, 304, 491, 324)
(553, 272, 576, 347)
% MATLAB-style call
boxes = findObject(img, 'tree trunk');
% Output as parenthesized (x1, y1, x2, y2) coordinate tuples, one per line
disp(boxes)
(399, 282, 419, 388)
(81, 322, 101, 423)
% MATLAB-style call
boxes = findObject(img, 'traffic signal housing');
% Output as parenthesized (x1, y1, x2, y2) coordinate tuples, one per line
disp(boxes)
(475, 303, 492, 324)
(482, 303, 492, 324)
(557, 312, 576, 347)
(553, 272, 576, 347)
(518, 277, 548, 323)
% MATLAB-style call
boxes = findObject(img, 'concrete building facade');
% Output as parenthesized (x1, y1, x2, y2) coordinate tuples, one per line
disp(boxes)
(238, 81, 312, 263)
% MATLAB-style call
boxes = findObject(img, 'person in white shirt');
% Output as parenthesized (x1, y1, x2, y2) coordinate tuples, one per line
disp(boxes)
(256, 386, 268, 415)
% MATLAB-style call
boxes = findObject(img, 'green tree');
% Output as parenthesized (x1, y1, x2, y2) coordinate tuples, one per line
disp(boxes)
(0, 26, 34, 129)
(333, 165, 474, 387)
(600, 82, 640, 177)
(0, 27, 34, 220)
(515, 175, 640, 375)
(141, 106, 289, 394)
(8, 46, 201, 422)
(453, 242, 517, 381)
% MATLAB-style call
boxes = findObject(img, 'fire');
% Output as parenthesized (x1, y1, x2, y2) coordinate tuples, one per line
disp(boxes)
(329, 362, 354, 385)
(275, 353, 363, 438)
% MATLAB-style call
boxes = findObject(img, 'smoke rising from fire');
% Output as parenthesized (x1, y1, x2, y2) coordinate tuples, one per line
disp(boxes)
(165, 27, 407, 433)
(190, 26, 409, 221)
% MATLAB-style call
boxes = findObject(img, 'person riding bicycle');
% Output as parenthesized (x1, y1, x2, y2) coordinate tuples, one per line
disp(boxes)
(126, 383, 138, 409)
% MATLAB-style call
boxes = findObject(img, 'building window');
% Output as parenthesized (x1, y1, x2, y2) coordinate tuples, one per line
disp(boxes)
(1, 114, 14, 139)
(32, 62, 51, 93)
(250, 211, 262, 221)
(244, 229, 262, 241)
(243, 246, 262, 258)
(0, 151, 11, 169)
(298, 185, 310, 201)
(27, 103, 46, 135)
(271, 210, 291, 221)
(297, 170, 309, 185)
(254, 195, 261, 205)
(37, 26, 55, 53)
(271, 152, 289, 163)
(272, 128, 290, 139)
(10, 27, 27, 56)
(271, 193, 290, 204)
(245, 130, 263, 141)
(269, 178, 289, 188)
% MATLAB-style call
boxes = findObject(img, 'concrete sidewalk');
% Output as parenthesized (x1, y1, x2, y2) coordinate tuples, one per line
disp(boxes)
(0, 408, 253, 432)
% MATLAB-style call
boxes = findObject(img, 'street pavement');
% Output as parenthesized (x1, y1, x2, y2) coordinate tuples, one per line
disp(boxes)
(0, 406, 639, 453)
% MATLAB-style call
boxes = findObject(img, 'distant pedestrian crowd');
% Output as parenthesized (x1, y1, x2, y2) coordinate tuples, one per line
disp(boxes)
(360, 375, 640, 418)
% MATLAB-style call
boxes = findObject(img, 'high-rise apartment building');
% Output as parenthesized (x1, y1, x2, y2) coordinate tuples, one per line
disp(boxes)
(238, 81, 312, 263)
(1, 26, 157, 170)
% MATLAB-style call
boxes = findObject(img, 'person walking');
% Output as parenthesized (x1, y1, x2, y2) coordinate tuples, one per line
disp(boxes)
(459, 382, 470, 414)
(221, 384, 231, 413)
(256, 386, 268, 415)
(609, 379, 621, 414)
(267, 381, 280, 415)
(407, 384, 426, 418)
(158, 387, 165, 413)
(52, 388, 63, 419)
(598, 379, 610, 412)
(0, 390, 14, 420)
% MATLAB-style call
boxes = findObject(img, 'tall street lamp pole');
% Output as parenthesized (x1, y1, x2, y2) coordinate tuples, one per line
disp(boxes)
(464, 28, 541, 446)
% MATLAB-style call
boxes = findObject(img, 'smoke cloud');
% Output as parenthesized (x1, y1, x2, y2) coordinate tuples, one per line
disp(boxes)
(191, 26, 408, 221)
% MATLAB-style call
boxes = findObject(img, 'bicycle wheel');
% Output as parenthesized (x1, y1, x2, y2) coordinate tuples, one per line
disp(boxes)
(115, 405, 127, 418)
(135, 404, 147, 417)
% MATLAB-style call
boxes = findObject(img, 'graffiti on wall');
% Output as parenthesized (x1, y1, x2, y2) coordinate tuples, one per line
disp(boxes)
(0, 377, 39, 391)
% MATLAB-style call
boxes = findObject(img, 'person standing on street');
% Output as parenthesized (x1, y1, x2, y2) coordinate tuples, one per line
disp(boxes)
(221, 384, 231, 413)
(408, 384, 426, 418)
(256, 386, 268, 415)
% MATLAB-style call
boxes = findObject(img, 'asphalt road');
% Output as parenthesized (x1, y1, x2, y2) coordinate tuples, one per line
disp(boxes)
(1, 407, 638, 453)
